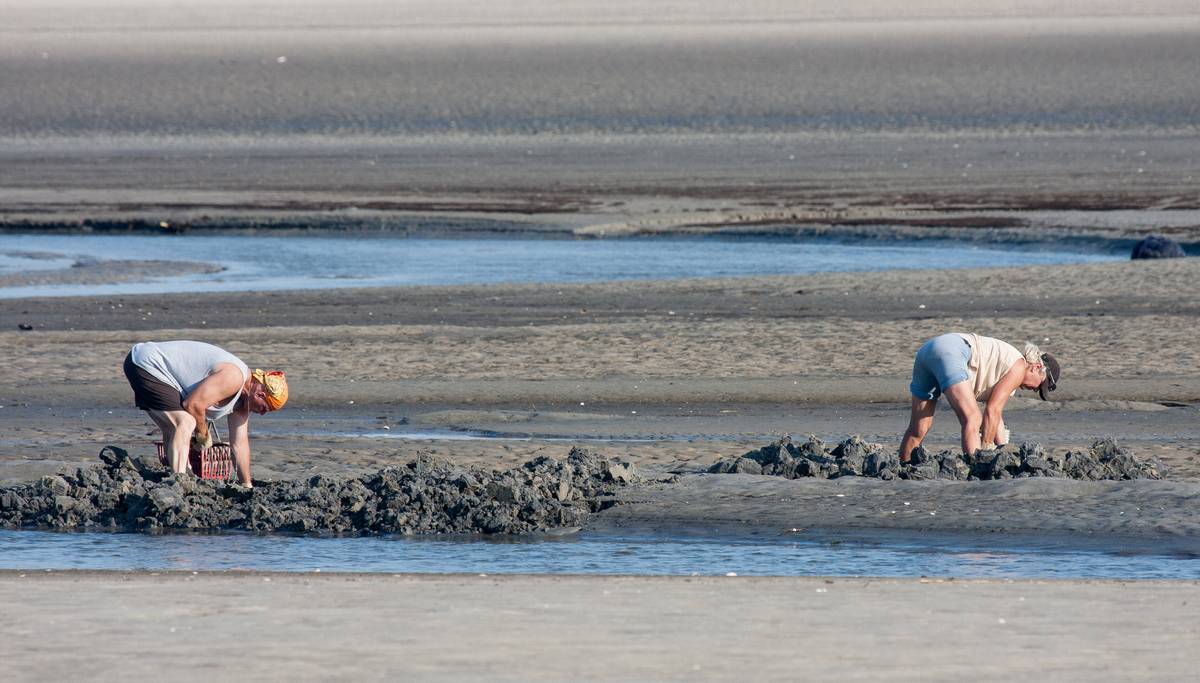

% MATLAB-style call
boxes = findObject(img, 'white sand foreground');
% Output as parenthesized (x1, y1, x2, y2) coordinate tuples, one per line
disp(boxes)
(1, 571, 1195, 682)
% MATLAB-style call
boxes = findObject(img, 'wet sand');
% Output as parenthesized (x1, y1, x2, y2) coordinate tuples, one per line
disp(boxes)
(4, 2, 1200, 234)
(5, 4, 1200, 680)
(2, 571, 1197, 682)
(2, 258, 1199, 546)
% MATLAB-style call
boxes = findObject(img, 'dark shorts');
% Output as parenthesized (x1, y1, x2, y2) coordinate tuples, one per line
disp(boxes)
(123, 352, 184, 412)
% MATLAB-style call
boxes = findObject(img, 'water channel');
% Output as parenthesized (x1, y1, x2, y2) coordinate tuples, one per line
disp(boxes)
(2, 529, 1195, 579)
(0, 232, 1119, 298)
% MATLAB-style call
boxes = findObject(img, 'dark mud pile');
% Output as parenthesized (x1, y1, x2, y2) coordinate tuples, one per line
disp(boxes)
(0, 446, 638, 535)
(708, 436, 1167, 481)
(1131, 234, 1186, 259)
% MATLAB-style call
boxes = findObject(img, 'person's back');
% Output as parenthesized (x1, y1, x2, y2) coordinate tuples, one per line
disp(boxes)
(901, 331, 1060, 461)
(955, 333, 1022, 401)
(123, 339, 287, 485)
(130, 341, 248, 418)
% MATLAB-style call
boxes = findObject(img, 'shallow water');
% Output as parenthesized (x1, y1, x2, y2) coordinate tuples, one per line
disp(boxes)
(1, 529, 1195, 579)
(0, 234, 1119, 298)
(326, 428, 662, 443)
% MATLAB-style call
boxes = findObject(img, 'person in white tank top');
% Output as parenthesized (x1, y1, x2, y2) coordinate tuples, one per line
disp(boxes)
(123, 340, 290, 486)
(899, 332, 1061, 462)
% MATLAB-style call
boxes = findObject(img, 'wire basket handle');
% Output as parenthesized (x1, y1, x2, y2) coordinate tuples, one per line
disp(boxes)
(207, 419, 222, 444)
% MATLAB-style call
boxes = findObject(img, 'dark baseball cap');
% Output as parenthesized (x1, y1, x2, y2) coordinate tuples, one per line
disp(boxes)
(1038, 352, 1060, 400)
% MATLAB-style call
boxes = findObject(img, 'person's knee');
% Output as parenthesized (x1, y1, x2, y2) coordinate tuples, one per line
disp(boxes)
(162, 411, 195, 434)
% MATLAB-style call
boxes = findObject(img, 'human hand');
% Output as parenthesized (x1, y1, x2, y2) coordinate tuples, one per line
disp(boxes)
(190, 429, 213, 452)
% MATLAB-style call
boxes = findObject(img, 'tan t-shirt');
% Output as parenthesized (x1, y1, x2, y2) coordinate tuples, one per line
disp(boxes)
(955, 333, 1022, 402)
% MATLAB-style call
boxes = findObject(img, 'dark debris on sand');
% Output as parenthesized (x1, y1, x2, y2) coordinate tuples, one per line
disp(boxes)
(708, 435, 1167, 482)
(0, 446, 638, 535)
(1130, 234, 1187, 260)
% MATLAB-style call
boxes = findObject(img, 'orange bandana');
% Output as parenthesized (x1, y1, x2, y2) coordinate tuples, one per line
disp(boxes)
(252, 369, 288, 411)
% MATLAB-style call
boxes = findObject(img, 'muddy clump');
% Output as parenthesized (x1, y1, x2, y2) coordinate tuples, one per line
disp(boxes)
(1130, 234, 1186, 259)
(708, 436, 1166, 481)
(0, 446, 637, 535)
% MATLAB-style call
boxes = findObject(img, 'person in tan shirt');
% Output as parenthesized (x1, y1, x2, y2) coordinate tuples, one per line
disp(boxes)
(899, 333, 1060, 462)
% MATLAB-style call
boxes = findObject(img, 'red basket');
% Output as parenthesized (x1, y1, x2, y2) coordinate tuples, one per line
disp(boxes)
(155, 441, 235, 480)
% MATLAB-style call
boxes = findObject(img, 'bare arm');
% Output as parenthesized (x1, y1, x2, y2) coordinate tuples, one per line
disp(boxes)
(181, 363, 245, 440)
(993, 415, 1009, 447)
(227, 405, 252, 486)
(981, 359, 1025, 447)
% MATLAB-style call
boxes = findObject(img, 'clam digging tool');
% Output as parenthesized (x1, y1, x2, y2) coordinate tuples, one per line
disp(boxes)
(156, 419, 235, 480)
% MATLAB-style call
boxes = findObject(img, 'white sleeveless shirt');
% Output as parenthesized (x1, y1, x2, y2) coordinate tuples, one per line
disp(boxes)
(130, 341, 249, 419)
(955, 333, 1022, 402)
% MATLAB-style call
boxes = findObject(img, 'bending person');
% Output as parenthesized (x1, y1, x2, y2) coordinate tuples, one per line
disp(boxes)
(900, 332, 1059, 462)
(123, 340, 288, 486)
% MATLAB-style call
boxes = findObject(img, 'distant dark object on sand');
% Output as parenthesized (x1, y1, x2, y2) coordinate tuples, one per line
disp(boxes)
(1131, 235, 1186, 260)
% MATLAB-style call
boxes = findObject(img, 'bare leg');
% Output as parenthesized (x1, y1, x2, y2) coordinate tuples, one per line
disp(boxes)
(942, 382, 983, 456)
(146, 409, 196, 474)
(899, 397, 937, 462)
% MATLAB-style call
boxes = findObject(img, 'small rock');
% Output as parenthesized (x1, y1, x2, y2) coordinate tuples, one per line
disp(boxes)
(1131, 235, 1186, 260)
(554, 479, 572, 502)
(41, 476, 70, 496)
(603, 460, 637, 484)
(730, 457, 762, 475)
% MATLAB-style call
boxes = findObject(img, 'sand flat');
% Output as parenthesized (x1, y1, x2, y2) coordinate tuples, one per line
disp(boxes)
(1, 570, 1197, 682)
(4, 2, 1200, 217)
(1, 258, 1198, 538)
(4, 3, 1200, 681)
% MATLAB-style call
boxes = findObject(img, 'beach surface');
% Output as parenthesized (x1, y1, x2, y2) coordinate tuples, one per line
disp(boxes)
(3, 1, 1200, 238)
(2, 258, 1198, 548)
(4, 3, 1200, 680)
(2, 570, 1197, 682)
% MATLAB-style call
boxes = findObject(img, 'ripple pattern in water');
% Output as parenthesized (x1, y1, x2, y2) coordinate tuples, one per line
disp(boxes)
(1, 530, 1196, 579)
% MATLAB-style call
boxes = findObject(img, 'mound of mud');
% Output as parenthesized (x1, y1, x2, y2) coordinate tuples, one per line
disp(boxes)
(0, 446, 638, 535)
(1131, 234, 1186, 259)
(708, 436, 1166, 481)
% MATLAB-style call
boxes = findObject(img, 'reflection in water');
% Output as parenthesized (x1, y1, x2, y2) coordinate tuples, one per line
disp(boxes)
(3, 530, 1197, 579)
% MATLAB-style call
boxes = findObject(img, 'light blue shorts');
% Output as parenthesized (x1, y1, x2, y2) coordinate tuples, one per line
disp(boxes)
(909, 333, 971, 401)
